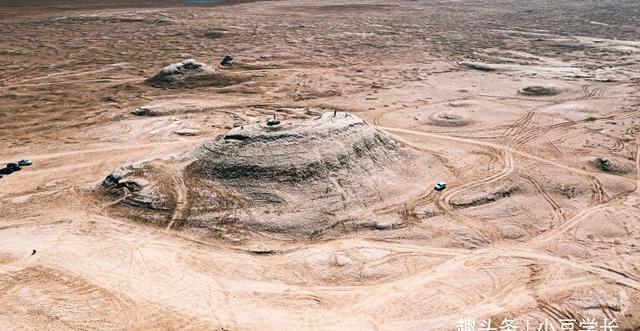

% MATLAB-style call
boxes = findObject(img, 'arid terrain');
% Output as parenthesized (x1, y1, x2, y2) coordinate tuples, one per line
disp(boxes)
(1, 0, 640, 330)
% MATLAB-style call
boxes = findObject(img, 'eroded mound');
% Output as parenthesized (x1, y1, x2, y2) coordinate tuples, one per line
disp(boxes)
(517, 85, 559, 96)
(101, 113, 440, 241)
(192, 113, 403, 182)
(145, 59, 249, 88)
(450, 184, 520, 208)
(591, 156, 633, 174)
(429, 111, 471, 127)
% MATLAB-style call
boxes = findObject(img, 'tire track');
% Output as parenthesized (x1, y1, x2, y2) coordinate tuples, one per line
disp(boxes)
(166, 171, 188, 231)
(588, 175, 608, 206)
(374, 189, 438, 215)
(504, 83, 618, 149)
(378, 125, 635, 184)
(0, 63, 39, 82)
(519, 174, 566, 225)
(531, 199, 619, 244)
(515, 109, 640, 147)
(435, 150, 514, 243)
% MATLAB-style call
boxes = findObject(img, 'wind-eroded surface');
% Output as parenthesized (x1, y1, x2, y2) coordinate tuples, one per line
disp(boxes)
(1, 0, 640, 329)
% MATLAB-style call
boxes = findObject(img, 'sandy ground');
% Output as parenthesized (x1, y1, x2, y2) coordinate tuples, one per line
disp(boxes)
(1, 0, 640, 329)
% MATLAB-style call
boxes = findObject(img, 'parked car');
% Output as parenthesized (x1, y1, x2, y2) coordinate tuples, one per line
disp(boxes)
(0, 167, 12, 175)
(18, 159, 32, 166)
(7, 163, 21, 172)
(434, 181, 447, 191)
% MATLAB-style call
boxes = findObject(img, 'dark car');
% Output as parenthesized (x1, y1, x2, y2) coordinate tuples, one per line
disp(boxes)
(220, 54, 234, 66)
(6, 163, 21, 172)
(0, 168, 11, 175)
(18, 159, 32, 166)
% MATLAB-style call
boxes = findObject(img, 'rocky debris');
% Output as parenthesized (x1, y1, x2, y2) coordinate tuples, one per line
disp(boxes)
(247, 245, 275, 255)
(593, 157, 631, 174)
(145, 59, 249, 88)
(131, 107, 156, 116)
(597, 157, 613, 171)
(517, 85, 559, 96)
(450, 185, 520, 208)
(145, 59, 210, 87)
(436, 113, 460, 120)
(160, 59, 206, 74)
(361, 218, 402, 230)
(174, 128, 202, 136)
(204, 29, 226, 39)
(266, 115, 281, 126)
(102, 168, 147, 195)
(101, 112, 440, 240)
(457, 61, 496, 72)
(100, 163, 177, 227)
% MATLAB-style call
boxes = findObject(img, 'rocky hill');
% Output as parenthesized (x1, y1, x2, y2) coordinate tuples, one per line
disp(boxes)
(101, 112, 443, 241)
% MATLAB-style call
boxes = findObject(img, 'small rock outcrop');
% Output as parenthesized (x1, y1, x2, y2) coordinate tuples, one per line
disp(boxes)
(145, 59, 249, 88)
(174, 128, 202, 136)
(517, 86, 559, 96)
(593, 157, 632, 174)
(458, 61, 496, 72)
(102, 168, 146, 195)
(429, 111, 470, 127)
(131, 107, 155, 116)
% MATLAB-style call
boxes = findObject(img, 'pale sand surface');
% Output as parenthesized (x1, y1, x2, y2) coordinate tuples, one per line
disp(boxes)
(1, 0, 640, 329)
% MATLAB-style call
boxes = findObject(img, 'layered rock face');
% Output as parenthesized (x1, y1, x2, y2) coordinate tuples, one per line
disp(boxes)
(192, 112, 404, 182)
(101, 113, 438, 240)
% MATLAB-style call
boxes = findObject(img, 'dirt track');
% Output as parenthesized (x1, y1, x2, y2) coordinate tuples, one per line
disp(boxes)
(1, 0, 640, 329)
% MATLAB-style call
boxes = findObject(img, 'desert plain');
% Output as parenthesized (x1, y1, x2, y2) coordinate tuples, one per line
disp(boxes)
(1, 0, 640, 330)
